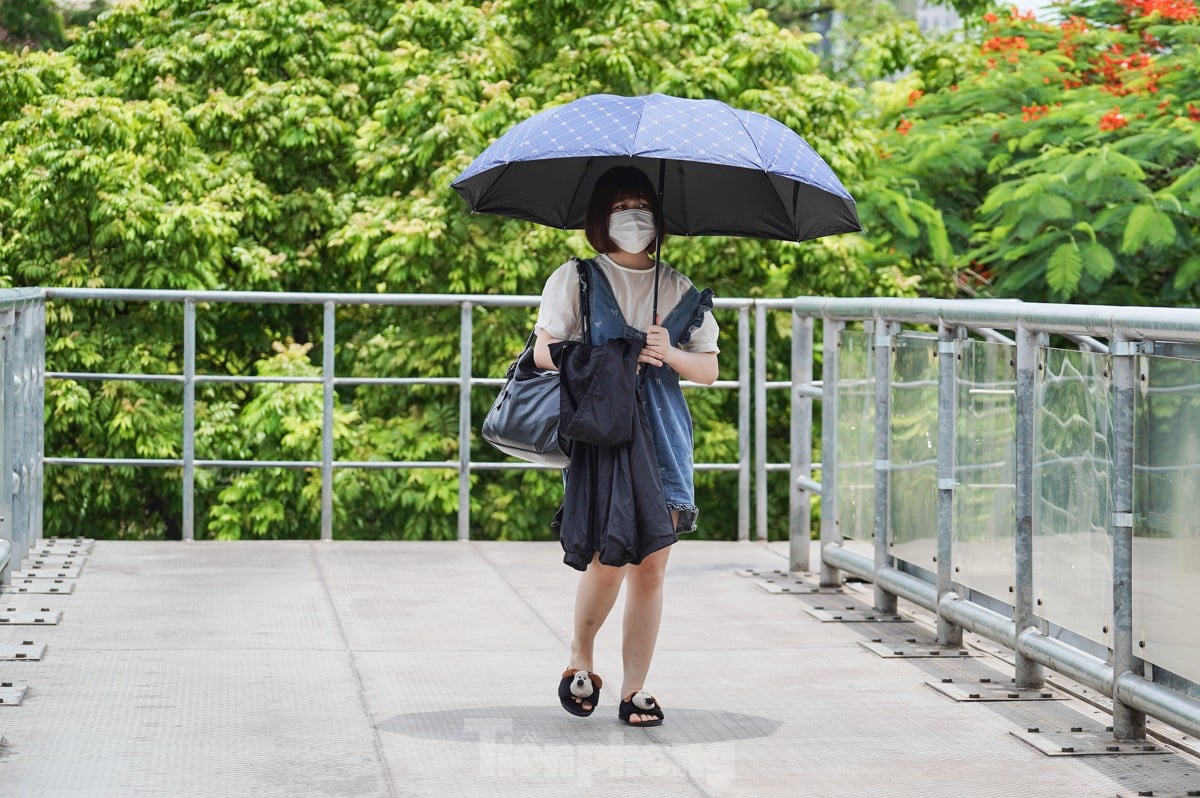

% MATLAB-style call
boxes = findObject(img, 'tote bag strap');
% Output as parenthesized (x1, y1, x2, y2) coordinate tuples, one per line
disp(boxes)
(575, 257, 592, 342)
(520, 257, 592, 355)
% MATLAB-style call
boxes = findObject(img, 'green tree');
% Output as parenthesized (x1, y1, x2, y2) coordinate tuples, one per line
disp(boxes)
(874, 1, 1200, 303)
(0, 0, 66, 51)
(3, 0, 926, 541)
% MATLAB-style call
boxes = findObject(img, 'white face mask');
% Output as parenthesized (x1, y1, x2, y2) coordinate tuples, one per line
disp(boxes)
(608, 209, 657, 254)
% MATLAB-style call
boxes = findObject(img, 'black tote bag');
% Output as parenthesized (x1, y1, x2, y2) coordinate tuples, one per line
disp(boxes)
(481, 259, 590, 467)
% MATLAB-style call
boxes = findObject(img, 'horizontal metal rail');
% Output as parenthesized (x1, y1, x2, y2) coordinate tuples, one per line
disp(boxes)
(39, 287, 802, 546)
(793, 296, 1200, 341)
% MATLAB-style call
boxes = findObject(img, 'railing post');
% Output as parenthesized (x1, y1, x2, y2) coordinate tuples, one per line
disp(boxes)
(182, 300, 196, 542)
(873, 319, 898, 614)
(936, 322, 963, 647)
(1111, 333, 1146, 739)
(0, 307, 13, 580)
(790, 311, 813, 572)
(458, 301, 473, 542)
(738, 305, 751, 542)
(819, 318, 843, 588)
(30, 301, 45, 551)
(11, 308, 31, 561)
(321, 301, 335, 542)
(1014, 324, 1045, 688)
(754, 302, 768, 542)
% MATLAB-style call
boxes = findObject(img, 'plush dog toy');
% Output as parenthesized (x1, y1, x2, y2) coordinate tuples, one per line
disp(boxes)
(628, 690, 657, 711)
(569, 670, 595, 699)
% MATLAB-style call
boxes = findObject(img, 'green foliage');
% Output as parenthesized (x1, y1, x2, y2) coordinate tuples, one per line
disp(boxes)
(0, 0, 66, 51)
(10, 0, 1100, 543)
(877, 2, 1200, 302)
(11, 0, 1198, 541)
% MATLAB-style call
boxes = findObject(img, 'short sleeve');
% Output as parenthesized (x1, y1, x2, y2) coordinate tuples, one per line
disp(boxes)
(680, 311, 720, 354)
(534, 260, 583, 341)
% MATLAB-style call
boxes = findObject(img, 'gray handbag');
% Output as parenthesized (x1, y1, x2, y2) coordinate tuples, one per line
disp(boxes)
(481, 259, 590, 467)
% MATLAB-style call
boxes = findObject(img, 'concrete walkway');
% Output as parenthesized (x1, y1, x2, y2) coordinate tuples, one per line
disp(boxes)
(2, 539, 1200, 797)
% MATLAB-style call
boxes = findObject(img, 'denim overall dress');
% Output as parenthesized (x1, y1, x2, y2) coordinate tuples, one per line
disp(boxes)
(580, 258, 715, 532)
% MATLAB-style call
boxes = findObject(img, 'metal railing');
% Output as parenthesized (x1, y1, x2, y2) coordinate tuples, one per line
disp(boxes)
(791, 297, 1200, 744)
(9, 285, 1200, 745)
(30, 288, 802, 545)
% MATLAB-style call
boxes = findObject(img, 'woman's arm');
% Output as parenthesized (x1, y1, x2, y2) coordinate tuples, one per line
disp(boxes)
(659, 347, 719, 385)
(533, 328, 561, 371)
(541, 316, 719, 383)
(641, 321, 719, 385)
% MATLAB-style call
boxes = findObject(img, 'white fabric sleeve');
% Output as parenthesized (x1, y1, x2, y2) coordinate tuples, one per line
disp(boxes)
(534, 261, 583, 342)
(680, 310, 720, 354)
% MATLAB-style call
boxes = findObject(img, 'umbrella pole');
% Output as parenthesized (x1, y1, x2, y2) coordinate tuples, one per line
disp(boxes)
(653, 159, 665, 321)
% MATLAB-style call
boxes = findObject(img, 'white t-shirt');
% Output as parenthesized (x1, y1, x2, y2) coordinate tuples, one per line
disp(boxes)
(535, 254, 720, 353)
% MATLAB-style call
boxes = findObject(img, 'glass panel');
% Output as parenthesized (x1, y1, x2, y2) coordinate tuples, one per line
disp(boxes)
(1033, 348, 1113, 646)
(953, 340, 1016, 603)
(836, 330, 874, 543)
(1134, 354, 1200, 684)
(889, 334, 938, 569)
(0, 313, 9, 566)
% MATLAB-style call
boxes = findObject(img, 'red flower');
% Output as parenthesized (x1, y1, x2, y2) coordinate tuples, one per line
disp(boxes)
(1120, 0, 1198, 20)
(1061, 16, 1089, 33)
(1021, 104, 1050, 122)
(983, 35, 1030, 54)
(907, 89, 924, 107)
(1094, 47, 1157, 96)
(896, 119, 913, 135)
(1189, 103, 1200, 122)
(1099, 108, 1129, 131)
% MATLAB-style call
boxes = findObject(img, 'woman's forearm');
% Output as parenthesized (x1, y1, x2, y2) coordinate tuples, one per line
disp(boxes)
(664, 348, 719, 386)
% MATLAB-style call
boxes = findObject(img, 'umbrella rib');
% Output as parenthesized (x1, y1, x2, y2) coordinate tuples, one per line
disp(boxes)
(730, 110, 770, 172)
(477, 161, 515, 216)
(562, 158, 593, 229)
(729, 110, 799, 240)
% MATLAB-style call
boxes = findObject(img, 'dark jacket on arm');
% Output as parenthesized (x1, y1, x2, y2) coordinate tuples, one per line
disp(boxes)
(550, 337, 677, 571)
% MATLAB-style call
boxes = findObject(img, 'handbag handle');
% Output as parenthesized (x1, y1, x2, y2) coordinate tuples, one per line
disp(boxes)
(575, 257, 591, 342)
(520, 257, 593, 360)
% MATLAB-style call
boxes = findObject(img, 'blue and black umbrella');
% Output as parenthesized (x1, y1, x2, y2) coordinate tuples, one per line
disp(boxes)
(452, 93, 861, 244)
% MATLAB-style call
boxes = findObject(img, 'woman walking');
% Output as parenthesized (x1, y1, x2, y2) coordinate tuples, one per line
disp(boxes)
(532, 166, 719, 727)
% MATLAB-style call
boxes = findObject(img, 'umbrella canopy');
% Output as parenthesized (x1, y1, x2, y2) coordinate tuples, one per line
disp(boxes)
(452, 93, 861, 243)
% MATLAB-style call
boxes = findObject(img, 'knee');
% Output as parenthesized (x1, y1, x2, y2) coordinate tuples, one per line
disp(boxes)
(627, 554, 668, 592)
(585, 557, 624, 588)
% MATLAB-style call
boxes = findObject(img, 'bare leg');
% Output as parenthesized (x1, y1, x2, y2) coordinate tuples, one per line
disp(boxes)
(567, 553, 624, 711)
(620, 541, 672, 723)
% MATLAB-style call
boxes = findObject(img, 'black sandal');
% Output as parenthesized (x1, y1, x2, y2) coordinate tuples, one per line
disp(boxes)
(558, 668, 602, 717)
(619, 690, 665, 727)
